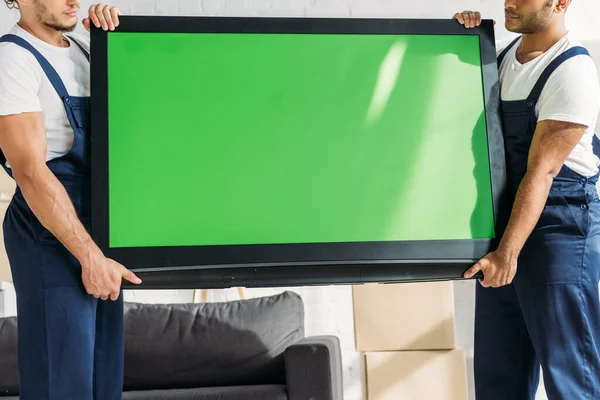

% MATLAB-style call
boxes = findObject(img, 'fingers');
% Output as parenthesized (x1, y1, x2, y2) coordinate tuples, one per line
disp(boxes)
(480, 274, 495, 288)
(478, 259, 498, 288)
(82, 276, 120, 301)
(464, 258, 486, 279)
(80, 259, 140, 304)
(95, 4, 109, 30)
(110, 6, 121, 28)
(88, 4, 102, 29)
(454, 11, 482, 28)
(121, 266, 142, 285)
(463, 264, 480, 279)
(464, 11, 472, 27)
(89, 287, 119, 301)
(103, 6, 115, 30)
(480, 266, 516, 288)
(464, 11, 481, 28)
(88, 4, 121, 31)
(453, 13, 465, 25)
(496, 267, 517, 287)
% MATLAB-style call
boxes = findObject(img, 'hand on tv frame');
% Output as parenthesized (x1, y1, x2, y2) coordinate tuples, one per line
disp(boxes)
(83, 3, 121, 32)
(453, 10, 496, 28)
(463, 248, 518, 288)
(81, 247, 142, 301)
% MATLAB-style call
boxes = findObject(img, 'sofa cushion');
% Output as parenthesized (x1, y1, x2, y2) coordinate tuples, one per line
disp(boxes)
(0, 316, 18, 396)
(123, 384, 288, 400)
(123, 291, 304, 391)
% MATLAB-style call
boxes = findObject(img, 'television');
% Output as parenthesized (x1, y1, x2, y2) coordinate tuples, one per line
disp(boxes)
(90, 16, 506, 289)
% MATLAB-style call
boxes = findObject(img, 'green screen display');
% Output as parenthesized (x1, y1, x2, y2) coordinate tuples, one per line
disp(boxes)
(107, 32, 494, 248)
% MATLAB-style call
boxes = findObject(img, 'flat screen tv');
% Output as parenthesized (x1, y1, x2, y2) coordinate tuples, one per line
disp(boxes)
(90, 16, 506, 289)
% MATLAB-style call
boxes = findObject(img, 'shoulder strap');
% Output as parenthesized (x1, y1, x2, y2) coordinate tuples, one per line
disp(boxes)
(592, 134, 600, 160)
(527, 46, 590, 102)
(0, 34, 69, 99)
(66, 35, 89, 62)
(497, 36, 521, 67)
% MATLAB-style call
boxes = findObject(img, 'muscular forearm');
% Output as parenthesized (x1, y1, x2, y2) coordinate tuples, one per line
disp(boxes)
(497, 170, 554, 258)
(15, 165, 101, 265)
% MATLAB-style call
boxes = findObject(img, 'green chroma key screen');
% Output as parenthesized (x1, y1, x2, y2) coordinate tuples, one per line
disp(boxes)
(107, 32, 494, 248)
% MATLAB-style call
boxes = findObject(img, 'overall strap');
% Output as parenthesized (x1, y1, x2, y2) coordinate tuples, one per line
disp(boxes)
(66, 35, 89, 62)
(0, 34, 69, 99)
(527, 46, 590, 103)
(593, 135, 600, 159)
(497, 36, 521, 67)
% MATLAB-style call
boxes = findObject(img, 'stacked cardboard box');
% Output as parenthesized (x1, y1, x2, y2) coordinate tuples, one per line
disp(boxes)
(0, 172, 15, 283)
(353, 282, 468, 400)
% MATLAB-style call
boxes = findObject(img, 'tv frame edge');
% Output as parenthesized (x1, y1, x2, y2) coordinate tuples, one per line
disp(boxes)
(90, 16, 507, 289)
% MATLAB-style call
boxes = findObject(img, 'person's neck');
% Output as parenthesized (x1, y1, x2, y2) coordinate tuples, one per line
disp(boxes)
(517, 20, 568, 64)
(17, 19, 67, 48)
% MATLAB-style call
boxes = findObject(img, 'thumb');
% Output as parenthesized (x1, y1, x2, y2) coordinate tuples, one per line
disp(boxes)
(82, 17, 90, 31)
(121, 266, 142, 284)
(464, 261, 483, 279)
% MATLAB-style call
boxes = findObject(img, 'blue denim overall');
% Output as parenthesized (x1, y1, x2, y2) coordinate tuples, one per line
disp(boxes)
(0, 35, 123, 399)
(474, 37, 600, 399)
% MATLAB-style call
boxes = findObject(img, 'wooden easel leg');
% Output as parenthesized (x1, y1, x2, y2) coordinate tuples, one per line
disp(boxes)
(192, 289, 209, 303)
(237, 287, 245, 300)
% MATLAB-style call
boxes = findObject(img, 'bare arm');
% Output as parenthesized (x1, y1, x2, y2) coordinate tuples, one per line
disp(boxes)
(465, 120, 588, 286)
(0, 112, 98, 261)
(497, 120, 587, 257)
(0, 112, 140, 298)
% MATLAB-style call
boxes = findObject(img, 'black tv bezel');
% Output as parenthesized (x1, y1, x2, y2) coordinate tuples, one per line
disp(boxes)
(90, 16, 506, 289)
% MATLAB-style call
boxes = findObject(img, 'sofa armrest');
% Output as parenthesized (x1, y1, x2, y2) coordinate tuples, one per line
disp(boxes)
(284, 335, 343, 400)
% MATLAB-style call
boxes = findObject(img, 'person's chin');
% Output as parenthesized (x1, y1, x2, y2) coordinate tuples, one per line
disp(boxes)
(59, 23, 77, 33)
(63, 19, 77, 32)
(504, 20, 520, 33)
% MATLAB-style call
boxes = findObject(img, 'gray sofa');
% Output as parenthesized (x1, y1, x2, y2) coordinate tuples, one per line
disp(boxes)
(0, 291, 343, 400)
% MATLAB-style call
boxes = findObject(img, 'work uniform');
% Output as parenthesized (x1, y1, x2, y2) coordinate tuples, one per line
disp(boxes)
(0, 28, 123, 399)
(474, 35, 600, 399)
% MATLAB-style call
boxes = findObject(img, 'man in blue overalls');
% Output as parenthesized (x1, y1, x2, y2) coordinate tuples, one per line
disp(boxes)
(456, 1, 600, 399)
(0, 1, 141, 398)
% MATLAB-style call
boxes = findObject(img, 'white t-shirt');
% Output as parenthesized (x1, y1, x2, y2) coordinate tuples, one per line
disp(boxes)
(0, 24, 90, 164)
(497, 33, 600, 177)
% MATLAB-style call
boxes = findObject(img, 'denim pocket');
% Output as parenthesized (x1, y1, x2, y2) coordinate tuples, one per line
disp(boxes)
(518, 192, 587, 285)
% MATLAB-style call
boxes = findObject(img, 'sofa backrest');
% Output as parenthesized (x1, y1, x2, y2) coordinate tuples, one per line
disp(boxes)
(123, 290, 305, 391)
(0, 291, 304, 395)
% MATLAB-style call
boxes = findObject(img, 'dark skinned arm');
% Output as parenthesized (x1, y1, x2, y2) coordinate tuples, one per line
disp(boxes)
(464, 119, 589, 287)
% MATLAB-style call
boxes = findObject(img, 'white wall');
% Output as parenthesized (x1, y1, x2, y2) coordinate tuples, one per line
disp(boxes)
(1, 1, 599, 399)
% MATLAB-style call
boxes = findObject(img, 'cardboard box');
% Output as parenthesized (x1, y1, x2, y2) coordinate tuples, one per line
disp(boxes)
(353, 282, 455, 351)
(0, 201, 11, 283)
(365, 350, 468, 400)
(0, 171, 15, 282)
(0, 171, 15, 198)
